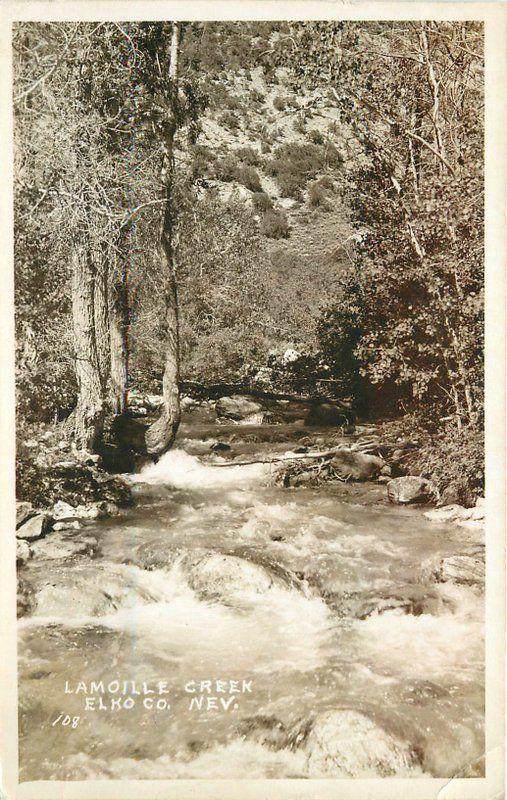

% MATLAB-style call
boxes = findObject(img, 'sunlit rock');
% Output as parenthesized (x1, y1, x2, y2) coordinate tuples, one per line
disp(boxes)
(216, 395, 263, 420)
(387, 476, 438, 505)
(296, 709, 419, 777)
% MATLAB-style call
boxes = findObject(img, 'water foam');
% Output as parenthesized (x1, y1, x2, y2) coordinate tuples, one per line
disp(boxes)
(130, 449, 271, 490)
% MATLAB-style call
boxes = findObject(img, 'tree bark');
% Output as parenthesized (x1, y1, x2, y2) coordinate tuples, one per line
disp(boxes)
(109, 262, 129, 416)
(71, 239, 105, 450)
(93, 249, 110, 394)
(145, 22, 181, 457)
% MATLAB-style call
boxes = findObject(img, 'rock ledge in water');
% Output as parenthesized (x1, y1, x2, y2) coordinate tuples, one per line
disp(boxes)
(387, 476, 438, 505)
(296, 710, 419, 777)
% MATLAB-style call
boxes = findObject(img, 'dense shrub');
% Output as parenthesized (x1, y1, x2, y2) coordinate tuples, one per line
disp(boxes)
(265, 142, 329, 199)
(219, 110, 240, 130)
(308, 181, 327, 207)
(292, 116, 306, 134)
(309, 129, 324, 144)
(273, 94, 288, 111)
(235, 165, 262, 192)
(375, 415, 484, 505)
(250, 88, 265, 104)
(214, 154, 239, 182)
(251, 192, 273, 212)
(235, 146, 260, 165)
(259, 209, 290, 239)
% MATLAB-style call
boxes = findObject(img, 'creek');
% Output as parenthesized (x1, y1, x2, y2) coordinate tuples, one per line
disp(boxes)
(18, 413, 484, 780)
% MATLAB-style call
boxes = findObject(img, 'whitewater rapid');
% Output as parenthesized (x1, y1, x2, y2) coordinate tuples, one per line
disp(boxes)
(17, 434, 484, 780)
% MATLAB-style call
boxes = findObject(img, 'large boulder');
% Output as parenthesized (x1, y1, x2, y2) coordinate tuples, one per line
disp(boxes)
(297, 710, 419, 777)
(387, 476, 438, 505)
(215, 395, 262, 421)
(16, 512, 51, 541)
(305, 401, 351, 427)
(16, 501, 35, 528)
(330, 449, 385, 481)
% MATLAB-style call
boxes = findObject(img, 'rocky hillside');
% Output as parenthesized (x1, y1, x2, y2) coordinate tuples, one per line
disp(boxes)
(185, 62, 356, 312)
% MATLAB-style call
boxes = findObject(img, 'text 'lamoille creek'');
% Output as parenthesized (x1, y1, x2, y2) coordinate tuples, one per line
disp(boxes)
(18, 412, 484, 781)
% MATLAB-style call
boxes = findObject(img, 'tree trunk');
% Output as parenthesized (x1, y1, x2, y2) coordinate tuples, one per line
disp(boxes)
(71, 239, 105, 450)
(109, 262, 129, 416)
(145, 22, 181, 457)
(93, 250, 110, 394)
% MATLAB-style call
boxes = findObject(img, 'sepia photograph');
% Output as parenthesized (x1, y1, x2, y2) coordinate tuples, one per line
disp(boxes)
(3, 4, 503, 795)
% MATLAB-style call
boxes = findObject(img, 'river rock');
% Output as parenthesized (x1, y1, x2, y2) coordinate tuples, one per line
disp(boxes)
(387, 476, 438, 505)
(210, 441, 232, 452)
(215, 395, 262, 420)
(424, 504, 472, 523)
(330, 449, 385, 481)
(32, 578, 115, 618)
(16, 501, 35, 528)
(239, 412, 265, 425)
(299, 710, 418, 777)
(16, 512, 51, 541)
(17, 577, 35, 617)
(237, 715, 288, 750)
(181, 395, 199, 412)
(52, 500, 79, 521)
(52, 500, 104, 521)
(305, 401, 350, 427)
(30, 531, 99, 560)
(53, 520, 81, 531)
(185, 553, 283, 603)
(16, 539, 32, 565)
(421, 547, 484, 588)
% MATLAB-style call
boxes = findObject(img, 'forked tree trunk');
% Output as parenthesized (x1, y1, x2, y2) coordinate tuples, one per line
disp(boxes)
(71, 239, 105, 450)
(109, 263, 129, 416)
(145, 22, 181, 457)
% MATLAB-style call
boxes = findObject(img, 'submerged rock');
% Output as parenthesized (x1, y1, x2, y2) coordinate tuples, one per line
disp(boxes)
(295, 710, 419, 777)
(17, 577, 35, 617)
(424, 504, 472, 523)
(237, 715, 288, 750)
(185, 552, 286, 603)
(215, 395, 262, 420)
(30, 531, 99, 560)
(421, 547, 485, 588)
(387, 476, 438, 505)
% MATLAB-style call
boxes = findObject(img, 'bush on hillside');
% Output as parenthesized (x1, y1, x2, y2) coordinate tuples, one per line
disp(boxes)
(219, 110, 240, 130)
(252, 192, 273, 212)
(260, 209, 289, 239)
(235, 165, 262, 192)
(309, 129, 324, 144)
(235, 146, 260, 165)
(265, 142, 330, 199)
(214, 154, 239, 182)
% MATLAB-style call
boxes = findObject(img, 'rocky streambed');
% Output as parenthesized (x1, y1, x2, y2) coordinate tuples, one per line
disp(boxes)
(16, 399, 485, 780)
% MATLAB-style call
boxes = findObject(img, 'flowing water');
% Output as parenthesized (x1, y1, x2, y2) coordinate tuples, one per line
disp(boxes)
(18, 418, 484, 781)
